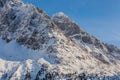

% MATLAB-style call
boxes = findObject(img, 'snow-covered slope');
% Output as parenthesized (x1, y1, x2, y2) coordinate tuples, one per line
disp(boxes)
(0, 0, 120, 80)
(53, 12, 120, 64)
(52, 12, 120, 79)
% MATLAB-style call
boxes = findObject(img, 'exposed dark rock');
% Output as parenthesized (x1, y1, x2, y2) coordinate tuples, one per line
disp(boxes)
(105, 44, 120, 53)
(0, 0, 3, 7)
(25, 71, 31, 80)
(82, 36, 93, 44)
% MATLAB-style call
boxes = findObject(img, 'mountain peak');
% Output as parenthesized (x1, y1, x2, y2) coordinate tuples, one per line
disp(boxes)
(53, 12, 68, 17)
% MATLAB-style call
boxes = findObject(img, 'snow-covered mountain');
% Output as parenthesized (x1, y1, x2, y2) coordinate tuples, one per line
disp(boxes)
(52, 12, 120, 63)
(0, 0, 120, 80)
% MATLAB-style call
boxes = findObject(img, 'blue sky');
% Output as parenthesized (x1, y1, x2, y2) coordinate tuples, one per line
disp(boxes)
(23, 0, 120, 47)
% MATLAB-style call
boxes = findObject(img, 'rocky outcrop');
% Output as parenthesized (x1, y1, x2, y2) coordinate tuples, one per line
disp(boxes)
(52, 12, 120, 62)
(52, 12, 105, 49)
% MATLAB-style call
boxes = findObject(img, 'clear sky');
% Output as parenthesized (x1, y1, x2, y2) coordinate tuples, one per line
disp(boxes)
(23, 0, 120, 47)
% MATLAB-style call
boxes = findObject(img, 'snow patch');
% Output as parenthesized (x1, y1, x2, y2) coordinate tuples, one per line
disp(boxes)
(0, 37, 47, 61)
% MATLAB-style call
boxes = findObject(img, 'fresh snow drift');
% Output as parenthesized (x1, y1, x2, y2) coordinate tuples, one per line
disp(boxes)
(0, 0, 120, 80)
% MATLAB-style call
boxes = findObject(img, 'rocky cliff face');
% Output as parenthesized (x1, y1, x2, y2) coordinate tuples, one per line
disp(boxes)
(53, 12, 120, 62)
(0, 0, 120, 80)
